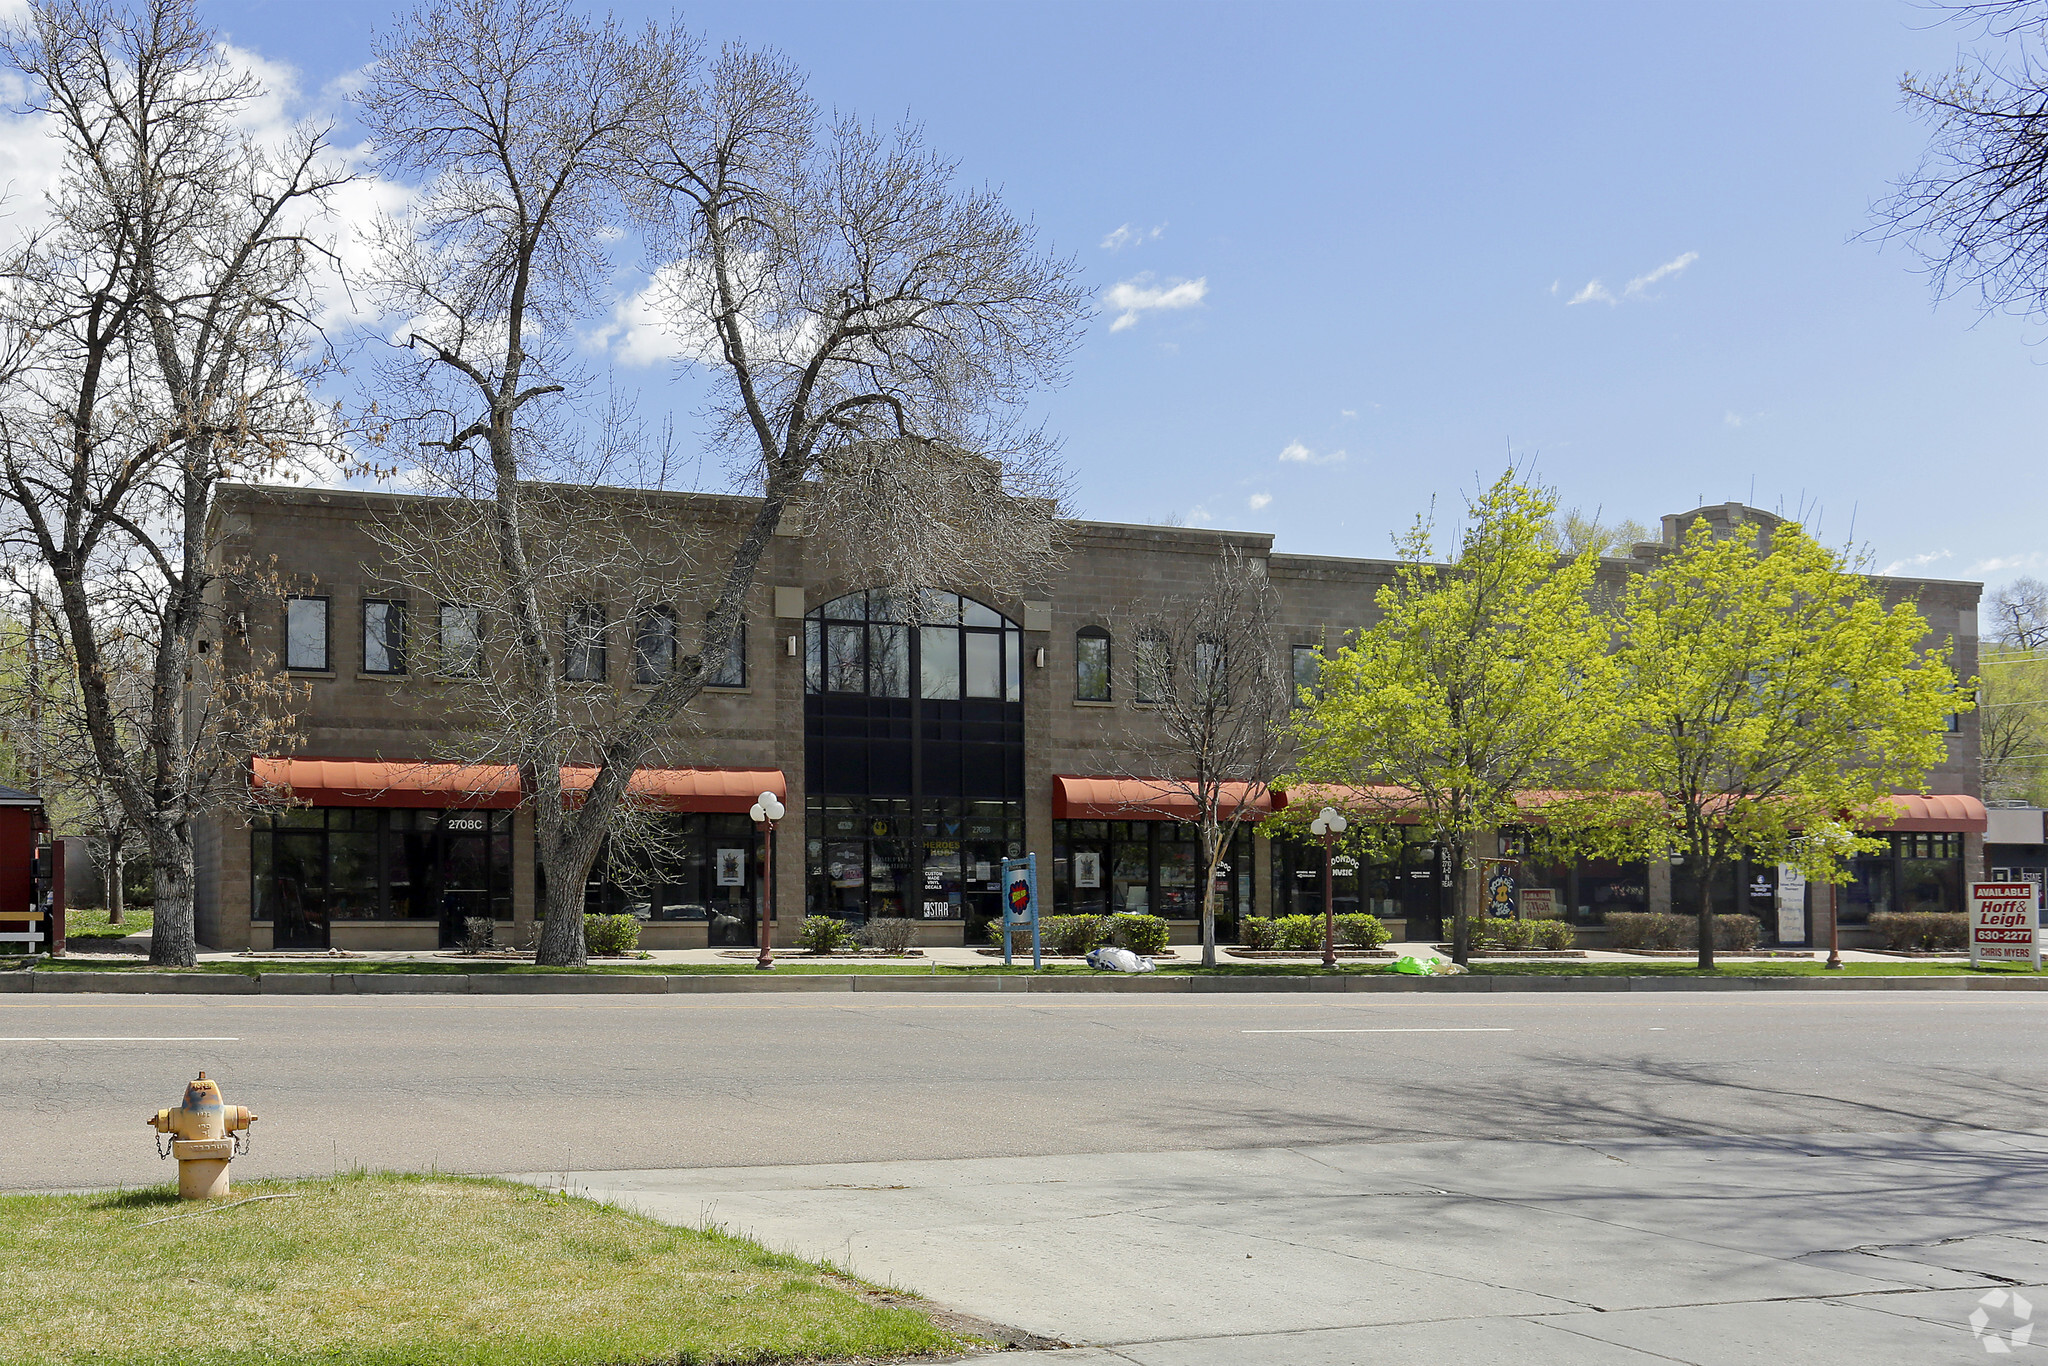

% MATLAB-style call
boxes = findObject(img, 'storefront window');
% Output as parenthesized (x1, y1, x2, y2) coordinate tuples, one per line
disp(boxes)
(1054, 820, 1251, 928)
(806, 796, 1021, 926)
(1840, 832, 1961, 924)
(580, 813, 759, 937)
(252, 808, 513, 947)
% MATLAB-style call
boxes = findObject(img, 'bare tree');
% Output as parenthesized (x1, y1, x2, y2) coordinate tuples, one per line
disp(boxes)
(0, 0, 342, 965)
(1875, 2, 2048, 318)
(361, 0, 1086, 966)
(1990, 576, 2048, 647)
(1111, 549, 1289, 968)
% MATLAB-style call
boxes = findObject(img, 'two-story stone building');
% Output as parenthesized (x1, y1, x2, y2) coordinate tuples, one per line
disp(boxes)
(193, 486, 1985, 954)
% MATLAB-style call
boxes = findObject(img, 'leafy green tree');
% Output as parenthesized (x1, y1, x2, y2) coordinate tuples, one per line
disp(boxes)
(1289, 473, 1616, 964)
(1598, 518, 1964, 968)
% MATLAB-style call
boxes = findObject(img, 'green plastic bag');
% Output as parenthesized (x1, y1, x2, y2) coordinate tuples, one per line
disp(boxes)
(1392, 954, 1433, 976)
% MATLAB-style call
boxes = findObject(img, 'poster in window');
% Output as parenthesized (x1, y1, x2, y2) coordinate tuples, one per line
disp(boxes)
(1074, 850, 1101, 889)
(827, 844, 865, 889)
(715, 848, 746, 887)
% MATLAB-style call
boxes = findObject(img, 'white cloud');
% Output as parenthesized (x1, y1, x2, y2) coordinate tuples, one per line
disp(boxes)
(1105, 273, 1207, 331)
(1247, 492, 1272, 511)
(1882, 549, 1952, 575)
(1973, 552, 2047, 575)
(1724, 411, 1743, 428)
(1625, 250, 1699, 297)
(1563, 251, 1699, 308)
(1339, 408, 1357, 419)
(1101, 222, 1166, 251)
(1185, 504, 1213, 526)
(1278, 440, 1346, 466)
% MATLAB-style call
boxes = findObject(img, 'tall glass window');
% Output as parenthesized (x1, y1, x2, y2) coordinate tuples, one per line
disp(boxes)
(363, 600, 406, 675)
(252, 807, 512, 949)
(579, 812, 759, 945)
(1291, 644, 1321, 704)
(1135, 629, 1170, 704)
(633, 606, 675, 685)
(438, 604, 483, 676)
(1054, 820, 1253, 930)
(708, 618, 746, 688)
(1076, 627, 1111, 701)
(286, 596, 328, 672)
(565, 601, 606, 682)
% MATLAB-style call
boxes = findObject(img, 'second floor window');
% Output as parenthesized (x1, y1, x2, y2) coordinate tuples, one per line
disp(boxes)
(708, 617, 746, 688)
(1135, 629, 1171, 704)
(1076, 626, 1111, 701)
(1291, 644, 1322, 705)
(633, 606, 676, 686)
(363, 600, 406, 675)
(286, 596, 328, 672)
(438, 604, 483, 677)
(566, 602, 606, 682)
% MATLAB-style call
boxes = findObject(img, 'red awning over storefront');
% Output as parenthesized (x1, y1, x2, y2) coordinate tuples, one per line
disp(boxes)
(1869, 793, 1987, 833)
(1273, 783, 1426, 824)
(1053, 775, 1275, 821)
(253, 758, 785, 813)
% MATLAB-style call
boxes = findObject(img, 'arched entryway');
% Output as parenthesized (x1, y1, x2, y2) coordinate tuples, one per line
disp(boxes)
(803, 590, 1025, 941)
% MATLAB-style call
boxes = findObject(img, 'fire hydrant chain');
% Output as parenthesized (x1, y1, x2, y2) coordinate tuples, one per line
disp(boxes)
(145, 1072, 256, 1200)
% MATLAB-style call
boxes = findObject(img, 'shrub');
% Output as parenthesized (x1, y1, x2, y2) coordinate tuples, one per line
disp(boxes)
(1467, 916, 1534, 951)
(1334, 913, 1391, 949)
(583, 912, 640, 956)
(1604, 911, 1762, 951)
(858, 917, 917, 953)
(796, 915, 854, 953)
(1043, 914, 1107, 956)
(460, 917, 495, 954)
(1529, 918, 1577, 950)
(1110, 913, 1171, 955)
(1869, 911, 1969, 951)
(1273, 914, 1323, 951)
(1238, 916, 1277, 949)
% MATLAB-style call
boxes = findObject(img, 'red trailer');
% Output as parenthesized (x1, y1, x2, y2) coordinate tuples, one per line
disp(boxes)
(0, 786, 60, 956)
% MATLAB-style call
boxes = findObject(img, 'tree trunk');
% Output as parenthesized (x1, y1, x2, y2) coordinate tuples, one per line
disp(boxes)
(106, 833, 124, 927)
(1695, 859, 1717, 970)
(536, 876, 588, 967)
(1199, 814, 1220, 969)
(146, 827, 196, 968)
(1449, 839, 1471, 966)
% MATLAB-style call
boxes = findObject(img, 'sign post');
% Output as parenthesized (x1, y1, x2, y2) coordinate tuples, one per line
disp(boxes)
(1971, 882, 2041, 970)
(1000, 854, 1041, 970)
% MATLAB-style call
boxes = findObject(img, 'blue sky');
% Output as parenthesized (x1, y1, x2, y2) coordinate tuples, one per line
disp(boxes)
(18, 0, 2045, 588)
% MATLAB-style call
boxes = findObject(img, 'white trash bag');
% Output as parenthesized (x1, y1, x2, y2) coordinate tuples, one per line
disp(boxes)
(1086, 946, 1156, 974)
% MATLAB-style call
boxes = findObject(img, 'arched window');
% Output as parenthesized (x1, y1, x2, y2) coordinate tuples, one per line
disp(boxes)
(1076, 626, 1111, 701)
(805, 590, 1020, 701)
(1134, 627, 1172, 704)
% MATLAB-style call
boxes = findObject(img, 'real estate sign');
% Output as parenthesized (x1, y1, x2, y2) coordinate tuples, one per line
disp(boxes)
(1970, 882, 2041, 969)
(1776, 865, 1807, 946)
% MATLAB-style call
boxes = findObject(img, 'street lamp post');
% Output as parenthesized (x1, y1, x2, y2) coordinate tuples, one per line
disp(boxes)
(1309, 805, 1348, 969)
(749, 790, 786, 971)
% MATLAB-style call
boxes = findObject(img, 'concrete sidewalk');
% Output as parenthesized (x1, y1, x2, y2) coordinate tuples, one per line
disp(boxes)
(533, 1130, 2048, 1364)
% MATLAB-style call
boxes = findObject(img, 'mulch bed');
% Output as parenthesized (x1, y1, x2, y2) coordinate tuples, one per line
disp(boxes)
(1225, 948, 1394, 959)
(719, 949, 926, 959)
(1860, 948, 1966, 958)
(1612, 949, 1813, 958)
(975, 948, 1181, 960)
(1430, 947, 1587, 959)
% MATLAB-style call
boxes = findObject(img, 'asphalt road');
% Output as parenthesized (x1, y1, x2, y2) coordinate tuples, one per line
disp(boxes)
(3, 990, 2040, 1190)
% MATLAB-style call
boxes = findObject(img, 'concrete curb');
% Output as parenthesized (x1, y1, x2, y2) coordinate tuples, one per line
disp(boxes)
(3, 969, 2047, 995)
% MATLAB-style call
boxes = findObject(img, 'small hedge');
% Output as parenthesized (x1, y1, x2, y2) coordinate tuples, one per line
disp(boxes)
(1334, 913, 1392, 949)
(1869, 911, 1969, 951)
(1604, 911, 1763, 951)
(859, 917, 918, 953)
(583, 912, 640, 956)
(796, 915, 855, 953)
(1466, 917, 1577, 951)
(1273, 914, 1323, 951)
(1238, 916, 1277, 949)
(1109, 913, 1171, 955)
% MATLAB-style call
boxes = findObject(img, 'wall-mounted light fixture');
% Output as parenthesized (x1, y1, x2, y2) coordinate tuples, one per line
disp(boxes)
(1034, 647, 1046, 669)
(786, 635, 798, 657)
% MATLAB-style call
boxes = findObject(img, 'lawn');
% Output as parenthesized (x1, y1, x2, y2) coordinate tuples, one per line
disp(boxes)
(63, 903, 152, 943)
(0, 1172, 965, 1366)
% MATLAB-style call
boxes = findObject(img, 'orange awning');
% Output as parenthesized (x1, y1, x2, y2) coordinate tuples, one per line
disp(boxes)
(1053, 774, 1275, 821)
(1274, 783, 1426, 824)
(1868, 793, 1987, 833)
(254, 757, 785, 814)
(559, 766, 786, 814)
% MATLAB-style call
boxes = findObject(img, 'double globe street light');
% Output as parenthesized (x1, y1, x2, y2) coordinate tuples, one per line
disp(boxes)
(748, 790, 786, 971)
(1308, 805, 1348, 969)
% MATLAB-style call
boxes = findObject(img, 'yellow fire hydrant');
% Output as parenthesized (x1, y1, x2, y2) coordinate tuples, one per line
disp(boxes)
(147, 1072, 256, 1200)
